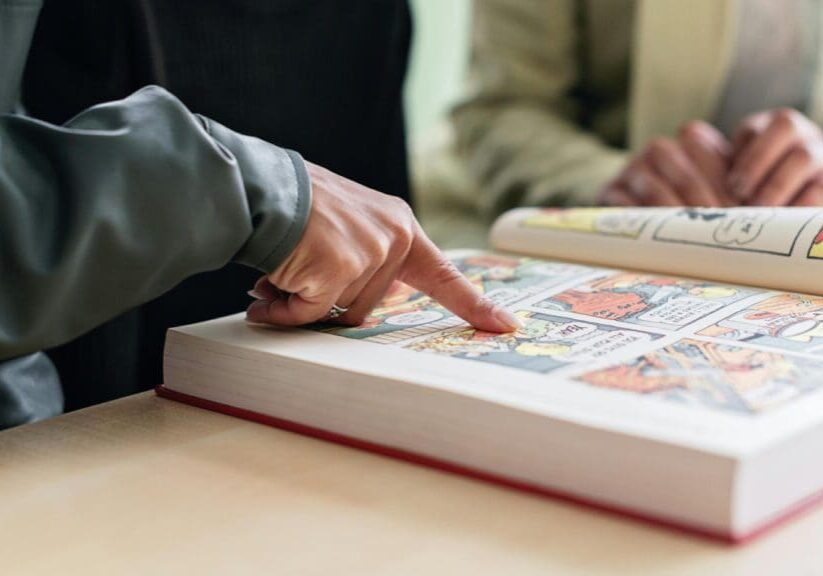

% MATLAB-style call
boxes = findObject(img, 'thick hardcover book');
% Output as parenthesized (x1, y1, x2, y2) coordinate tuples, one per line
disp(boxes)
(159, 207, 823, 543)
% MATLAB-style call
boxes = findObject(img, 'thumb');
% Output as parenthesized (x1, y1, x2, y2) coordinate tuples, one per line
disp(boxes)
(246, 291, 337, 326)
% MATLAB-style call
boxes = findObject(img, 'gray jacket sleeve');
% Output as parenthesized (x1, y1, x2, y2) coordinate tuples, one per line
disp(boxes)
(0, 85, 311, 361)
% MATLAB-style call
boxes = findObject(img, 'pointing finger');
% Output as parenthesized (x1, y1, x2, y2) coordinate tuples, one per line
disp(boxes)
(399, 225, 520, 333)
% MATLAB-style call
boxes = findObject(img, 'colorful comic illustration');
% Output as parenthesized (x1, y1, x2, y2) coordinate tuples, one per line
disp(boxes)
(808, 227, 823, 259)
(520, 208, 652, 239)
(403, 311, 658, 374)
(536, 273, 756, 330)
(698, 293, 823, 353)
(577, 338, 823, 414)
(652, 208, 814, 256)
(322, 254, 597, 343)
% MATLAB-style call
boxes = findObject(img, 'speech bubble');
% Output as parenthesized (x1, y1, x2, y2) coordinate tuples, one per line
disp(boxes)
(638, 297, 722, 326)
(712, 211, 773, 246)
(538, 320, 598, 341)
(566, 330, 651, 362)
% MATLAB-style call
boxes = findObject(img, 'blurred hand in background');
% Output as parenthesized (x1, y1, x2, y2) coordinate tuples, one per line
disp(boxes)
(600, 121, 732, 207)
(729, 108, 823, 207)
(601, 110, 823, 208)
(455, 2, 823, 214)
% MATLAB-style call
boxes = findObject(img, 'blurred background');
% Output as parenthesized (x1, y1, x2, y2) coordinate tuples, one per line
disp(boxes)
(405, 0, 485, 248)
(405, 0, 470, 150)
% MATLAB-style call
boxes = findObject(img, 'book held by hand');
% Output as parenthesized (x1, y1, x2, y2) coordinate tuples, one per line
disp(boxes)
(159, 207, 823, 543)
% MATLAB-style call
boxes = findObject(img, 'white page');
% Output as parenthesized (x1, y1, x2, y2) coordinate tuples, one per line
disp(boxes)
(174, 309, 823, 461)
(490, 207, 823, 296)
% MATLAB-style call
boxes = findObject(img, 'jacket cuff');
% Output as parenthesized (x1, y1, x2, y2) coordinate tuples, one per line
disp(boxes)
(197, 115, 312, 272)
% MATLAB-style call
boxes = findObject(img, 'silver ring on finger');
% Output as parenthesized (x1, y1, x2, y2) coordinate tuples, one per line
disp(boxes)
(327, 304, 349, 320)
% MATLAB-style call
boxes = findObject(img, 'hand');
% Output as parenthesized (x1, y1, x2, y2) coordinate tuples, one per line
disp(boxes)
(600, 121, 733, 207)
(246, 161, 520, 332)
(729, 108, 823, 206)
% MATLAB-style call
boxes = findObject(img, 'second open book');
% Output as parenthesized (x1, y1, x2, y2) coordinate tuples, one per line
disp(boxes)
(161, 207, 823, 543)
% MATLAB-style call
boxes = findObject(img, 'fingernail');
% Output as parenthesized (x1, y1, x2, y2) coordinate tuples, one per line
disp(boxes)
(247, 289, 267, 300)
(245, 299, 272, 323)
(493, 306, 522, 331)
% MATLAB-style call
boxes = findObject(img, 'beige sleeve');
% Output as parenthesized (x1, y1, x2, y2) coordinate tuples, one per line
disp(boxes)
(452, 0, 628, 216)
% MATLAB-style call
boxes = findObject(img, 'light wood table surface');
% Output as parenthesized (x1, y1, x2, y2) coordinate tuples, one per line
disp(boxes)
(2, 392, 823, 575)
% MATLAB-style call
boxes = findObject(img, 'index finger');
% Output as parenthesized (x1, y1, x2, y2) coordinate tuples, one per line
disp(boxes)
(399, 225, 521, 333)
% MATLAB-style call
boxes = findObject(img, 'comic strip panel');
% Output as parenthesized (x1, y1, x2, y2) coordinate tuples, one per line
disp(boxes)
(699, 293, 823, 354)
(535, 272, 758, 331)
(403, 311, 660, 374)
(577, 339, 823, 415)
(322, 254, 599, 344)
(808, 227, 823, 259)
(519, 208, 653, 239)
(652, 208, 813, 256)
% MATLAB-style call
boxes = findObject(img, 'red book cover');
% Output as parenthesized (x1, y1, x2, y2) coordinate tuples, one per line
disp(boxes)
(155, 385, 823, 544)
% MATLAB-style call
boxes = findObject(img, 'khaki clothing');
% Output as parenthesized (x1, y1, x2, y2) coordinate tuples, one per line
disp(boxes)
(449, 0, 823, 218)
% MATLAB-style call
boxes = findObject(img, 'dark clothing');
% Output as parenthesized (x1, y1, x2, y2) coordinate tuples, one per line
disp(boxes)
(23, 0, 412, 201)
(0, 0, 411, 425)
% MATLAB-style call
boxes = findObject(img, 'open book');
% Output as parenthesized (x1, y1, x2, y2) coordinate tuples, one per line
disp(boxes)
(160, 207, 823, 543)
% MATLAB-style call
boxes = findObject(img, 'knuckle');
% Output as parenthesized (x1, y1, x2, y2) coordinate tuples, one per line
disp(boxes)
(679, 120, 704, 140)
(773, 108, 800, 130)
(299, 279, 328, 301)
(388, 214, 415, 248)
(388, 195, 413, 217)
(740, 111, 769, 133)
(397, 217, 415, 245)
(333, 254, 366, 280)
(430, 259, 463, 288)
(335, 253, 359, 271)
(398, 196, 414, 213)
(775, 107, 798, 121)
(372, 237, 391, 262)
(275, 271, 306, 295)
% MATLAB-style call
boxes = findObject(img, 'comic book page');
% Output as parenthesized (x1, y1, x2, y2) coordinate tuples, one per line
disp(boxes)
(318, 252, 823, 431)
(307, 209, 823, 452)
(489, 207, 823, 296)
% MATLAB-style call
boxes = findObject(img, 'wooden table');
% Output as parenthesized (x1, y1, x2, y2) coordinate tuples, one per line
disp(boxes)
(2, 392, 823, 575)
